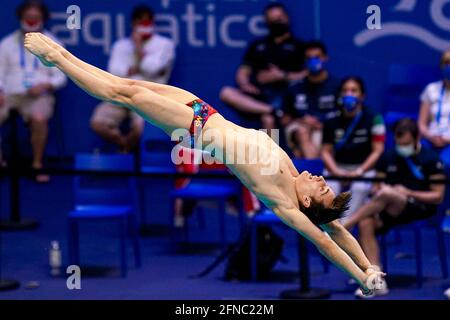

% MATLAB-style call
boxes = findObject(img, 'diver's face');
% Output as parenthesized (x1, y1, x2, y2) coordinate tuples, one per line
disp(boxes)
(297, 171, 335, 208)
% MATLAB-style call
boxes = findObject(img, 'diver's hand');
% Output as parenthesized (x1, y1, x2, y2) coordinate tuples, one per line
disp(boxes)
(362, 269, 387, 296)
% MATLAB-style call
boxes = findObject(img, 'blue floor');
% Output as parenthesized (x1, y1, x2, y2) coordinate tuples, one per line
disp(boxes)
(0, 176, 449, 300)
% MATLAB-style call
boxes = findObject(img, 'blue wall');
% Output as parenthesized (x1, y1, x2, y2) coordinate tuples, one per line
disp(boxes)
(0, 0, 447, 156)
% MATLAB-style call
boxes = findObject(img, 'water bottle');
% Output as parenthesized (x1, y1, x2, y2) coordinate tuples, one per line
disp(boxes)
(49, 241, 62, 276)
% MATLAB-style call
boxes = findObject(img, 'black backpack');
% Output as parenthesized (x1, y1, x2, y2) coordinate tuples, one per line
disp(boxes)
(224, 225, 284, 281)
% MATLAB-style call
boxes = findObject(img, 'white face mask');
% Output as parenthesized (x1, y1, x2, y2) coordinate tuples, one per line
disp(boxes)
(136, 25, 154, 35)
(396, 144, 415, 157)
(135, 22, 154, 41)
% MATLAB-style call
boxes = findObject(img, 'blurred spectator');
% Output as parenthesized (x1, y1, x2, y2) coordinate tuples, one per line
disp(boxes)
(90, 5, 175, 153)
(219, 3, 305, 131)
(281, 41, 340, 158)
(343, 119, 446, 298)
(321, 77, 385, 221)
(418, 49, 450, 174)
(0, 0, 67, 182)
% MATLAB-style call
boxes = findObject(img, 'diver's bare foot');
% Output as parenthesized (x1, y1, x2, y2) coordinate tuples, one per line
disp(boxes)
(24, 32, 59, 67)
(37, 33, 66, 56)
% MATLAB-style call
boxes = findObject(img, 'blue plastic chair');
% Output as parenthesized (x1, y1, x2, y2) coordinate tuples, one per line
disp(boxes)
(384, 64, 441, 147)
(250, 210, 286, 280)
(138, 124, 177, 229)
(139, 123, 244, 247)
(380, 210, 448, 288)
(170, 173, 244, 248)
(250, 158, 329, 280)
(140, 123, 177, 174)
(381, 188, 450, 288)
(68, 153, 141, 277)
(443, 211, 450, 233)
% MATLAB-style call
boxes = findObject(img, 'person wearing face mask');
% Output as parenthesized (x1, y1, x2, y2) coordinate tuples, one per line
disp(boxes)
(321, 77, 386, 222)
(342, 119, 446, 298)
(90, 5, 175, 154)
(0, 0, 66, 182)
(219, 3, 305, 132)
(418, 49, 450, 175)
(282, 41, 340, 158)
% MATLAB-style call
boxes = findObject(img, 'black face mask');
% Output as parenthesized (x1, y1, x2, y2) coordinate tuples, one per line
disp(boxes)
(267, 22, 290, 37)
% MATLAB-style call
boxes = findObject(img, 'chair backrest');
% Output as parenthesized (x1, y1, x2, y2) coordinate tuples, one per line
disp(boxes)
(388, 64, 439, 89)
(384, 64, 441, 147)
(140, 123, 177, 173)
(75, 153, 135, 172)
(385, 64, 440, 117)
(291, 158, 325, 176)
(189, 165, 240, 190)
(73, 153, 136, 206)
(443, 215, 450, 233)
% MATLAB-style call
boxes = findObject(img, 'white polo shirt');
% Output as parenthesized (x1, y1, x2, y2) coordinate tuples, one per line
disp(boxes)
(0, 30, 67, 95)
(421, 80, 450, 139)
(107, 33, 175, 84)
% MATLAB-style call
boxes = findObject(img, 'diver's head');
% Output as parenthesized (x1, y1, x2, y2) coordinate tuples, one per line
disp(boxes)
(295, 171, 351, 225)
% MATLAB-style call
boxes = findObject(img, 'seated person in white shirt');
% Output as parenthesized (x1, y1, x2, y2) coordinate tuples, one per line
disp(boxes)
(0, 0, 67, 182)
(418, 49, 450, 175)
(90, 5, 175, 153)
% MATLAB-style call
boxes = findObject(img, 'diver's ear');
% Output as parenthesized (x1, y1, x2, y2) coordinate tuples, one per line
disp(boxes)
(299, 195, 311, 208)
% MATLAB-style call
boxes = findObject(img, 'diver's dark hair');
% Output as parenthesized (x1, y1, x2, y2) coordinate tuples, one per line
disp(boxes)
(299, 192, 351, 226)
(16, 0, 50, 22)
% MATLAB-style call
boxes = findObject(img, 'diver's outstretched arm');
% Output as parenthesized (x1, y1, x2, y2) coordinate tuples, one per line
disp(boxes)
(273, 204, 381, 295)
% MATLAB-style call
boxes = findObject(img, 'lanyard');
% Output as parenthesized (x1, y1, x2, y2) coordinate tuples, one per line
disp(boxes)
(335, 111, 363, 150)
(436, 83, 447, 124)
(405, 157, 425, 180)
(19, 39, 39, 71)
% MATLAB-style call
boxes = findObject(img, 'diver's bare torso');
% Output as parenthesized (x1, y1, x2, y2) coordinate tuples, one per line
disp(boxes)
(202, 113, 299, 211)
